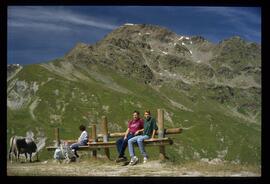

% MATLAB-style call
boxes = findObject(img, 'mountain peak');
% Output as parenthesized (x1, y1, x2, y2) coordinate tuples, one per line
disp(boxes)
(101, 23, 178, 46)
(190, 36, 208, 43)
(73, 42, 90, 49)
(218, 35, 247, 44)
(123, 23, 137, 26)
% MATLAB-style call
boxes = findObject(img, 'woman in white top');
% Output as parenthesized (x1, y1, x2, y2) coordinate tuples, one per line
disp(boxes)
(70, 125, 89, 157)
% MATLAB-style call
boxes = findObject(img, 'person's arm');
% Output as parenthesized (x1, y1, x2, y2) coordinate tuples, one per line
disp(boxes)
(124, 128, 130, 140)
(135, 119, 145, 135)
(150, 119, 158, 140)
(150, 129, 157, 140)
(78, 131, 88, 143)
(78, 132, 83, 142)
(135, 128, 144, 135)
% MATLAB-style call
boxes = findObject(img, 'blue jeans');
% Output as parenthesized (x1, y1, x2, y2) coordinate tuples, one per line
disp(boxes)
(70, 141, 87, 157)
(128, 135, 150, 158)
(116, 132, 134, 158)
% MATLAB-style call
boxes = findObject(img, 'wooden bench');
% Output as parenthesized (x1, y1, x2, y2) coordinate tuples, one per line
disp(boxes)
(46, 109, 182, 160)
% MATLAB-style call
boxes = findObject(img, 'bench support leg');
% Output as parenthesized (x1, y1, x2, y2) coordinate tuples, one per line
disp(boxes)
(159, 146, 166, 160)
(157, 109, 169, 160)
(102, 116, 111, 160)
(104, 148, 110, 160)
(92, 150, 97, 159)
(91, 124, 98, 159)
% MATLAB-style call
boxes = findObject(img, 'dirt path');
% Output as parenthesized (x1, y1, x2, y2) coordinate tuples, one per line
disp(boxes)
(7, 159, 260, 176)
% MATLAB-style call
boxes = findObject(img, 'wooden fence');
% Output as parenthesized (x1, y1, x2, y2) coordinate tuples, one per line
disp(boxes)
(46, 109, 182, 160)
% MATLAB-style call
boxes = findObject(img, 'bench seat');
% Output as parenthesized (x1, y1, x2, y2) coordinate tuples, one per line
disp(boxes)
(46, 138, 173, 151)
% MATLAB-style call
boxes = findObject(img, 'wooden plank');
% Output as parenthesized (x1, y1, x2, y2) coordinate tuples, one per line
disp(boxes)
(51, 138, 101, 146)
(96, 128, 182, 138)
(54, 126, 170, 143)
(98, 132, 125, 138)
(46, 138, 173, 151)
(163, 128, 182, 134)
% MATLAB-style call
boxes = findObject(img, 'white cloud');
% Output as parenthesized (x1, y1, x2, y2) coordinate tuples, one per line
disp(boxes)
(8, 21, 72, 31)
(8, 6, 119, 31)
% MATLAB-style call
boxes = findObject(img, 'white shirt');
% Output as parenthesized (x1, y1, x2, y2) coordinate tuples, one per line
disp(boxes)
(78, 130, 88, 143)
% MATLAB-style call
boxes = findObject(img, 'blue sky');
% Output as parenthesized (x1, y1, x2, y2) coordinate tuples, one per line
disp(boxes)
(8, 6, 261, 65)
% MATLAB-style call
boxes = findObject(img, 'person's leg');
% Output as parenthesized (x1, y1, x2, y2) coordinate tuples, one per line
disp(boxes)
(128, 136, 141, 165)
(137, 135, 150, 158)
(70, 143, 80, 157)
(128, 136, 141, 158)
(119, 133, 134, 158)
(116, 137, 124, 156)
(70, 142, 80, 150)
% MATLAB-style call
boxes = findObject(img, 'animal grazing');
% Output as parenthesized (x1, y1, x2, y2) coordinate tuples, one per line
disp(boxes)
(9, 135, 38, 163)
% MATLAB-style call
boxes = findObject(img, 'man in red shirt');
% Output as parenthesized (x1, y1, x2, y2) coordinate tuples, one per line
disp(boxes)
(115, 111, 144, 163)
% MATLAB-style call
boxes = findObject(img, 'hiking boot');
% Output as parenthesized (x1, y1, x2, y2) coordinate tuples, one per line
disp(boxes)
(115, 157, 127, 163)
(121, 161, 129, 166)
(143, 157, 148, 164)
(72, 149, 79, 158)
(129, 156, 139, 166)
(70, 156, 76, 162)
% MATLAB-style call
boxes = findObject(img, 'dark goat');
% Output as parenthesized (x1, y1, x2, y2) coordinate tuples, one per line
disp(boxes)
(9, 136, 38, 162)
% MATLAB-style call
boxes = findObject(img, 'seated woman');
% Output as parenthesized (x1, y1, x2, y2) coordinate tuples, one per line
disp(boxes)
(70, 125, 89, 158)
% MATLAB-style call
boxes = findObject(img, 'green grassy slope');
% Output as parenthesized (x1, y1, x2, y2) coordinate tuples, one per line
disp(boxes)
(7, 62, 260, 166)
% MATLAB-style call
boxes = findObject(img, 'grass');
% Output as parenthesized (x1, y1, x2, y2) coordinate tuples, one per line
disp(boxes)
(6, 156, 260, 176)
(7, 62, 261, 167)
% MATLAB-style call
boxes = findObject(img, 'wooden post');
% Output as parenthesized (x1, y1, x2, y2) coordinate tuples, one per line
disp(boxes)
(101, 116, 110, 159)
(91, 124, 97, 159)
(157, 109, 166, 160)
(55, 127, 60, 147)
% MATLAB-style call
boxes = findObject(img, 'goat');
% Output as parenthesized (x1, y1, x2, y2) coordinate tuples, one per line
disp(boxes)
(9, 136, 38, 163)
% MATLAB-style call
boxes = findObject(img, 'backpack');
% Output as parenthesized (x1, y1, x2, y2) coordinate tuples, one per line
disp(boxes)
(54, 144, 76, 163)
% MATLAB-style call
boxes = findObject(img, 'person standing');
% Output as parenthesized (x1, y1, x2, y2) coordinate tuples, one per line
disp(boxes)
(127, 110, 158, 165)
(115, 111, 144, 163)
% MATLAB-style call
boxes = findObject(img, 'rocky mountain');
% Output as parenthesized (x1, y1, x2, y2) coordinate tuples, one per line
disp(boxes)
(7, 64, 23, 81)
(7, 23, 261, 166)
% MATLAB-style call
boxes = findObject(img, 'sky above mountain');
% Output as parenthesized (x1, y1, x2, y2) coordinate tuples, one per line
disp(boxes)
(8, 6, 261, 65)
